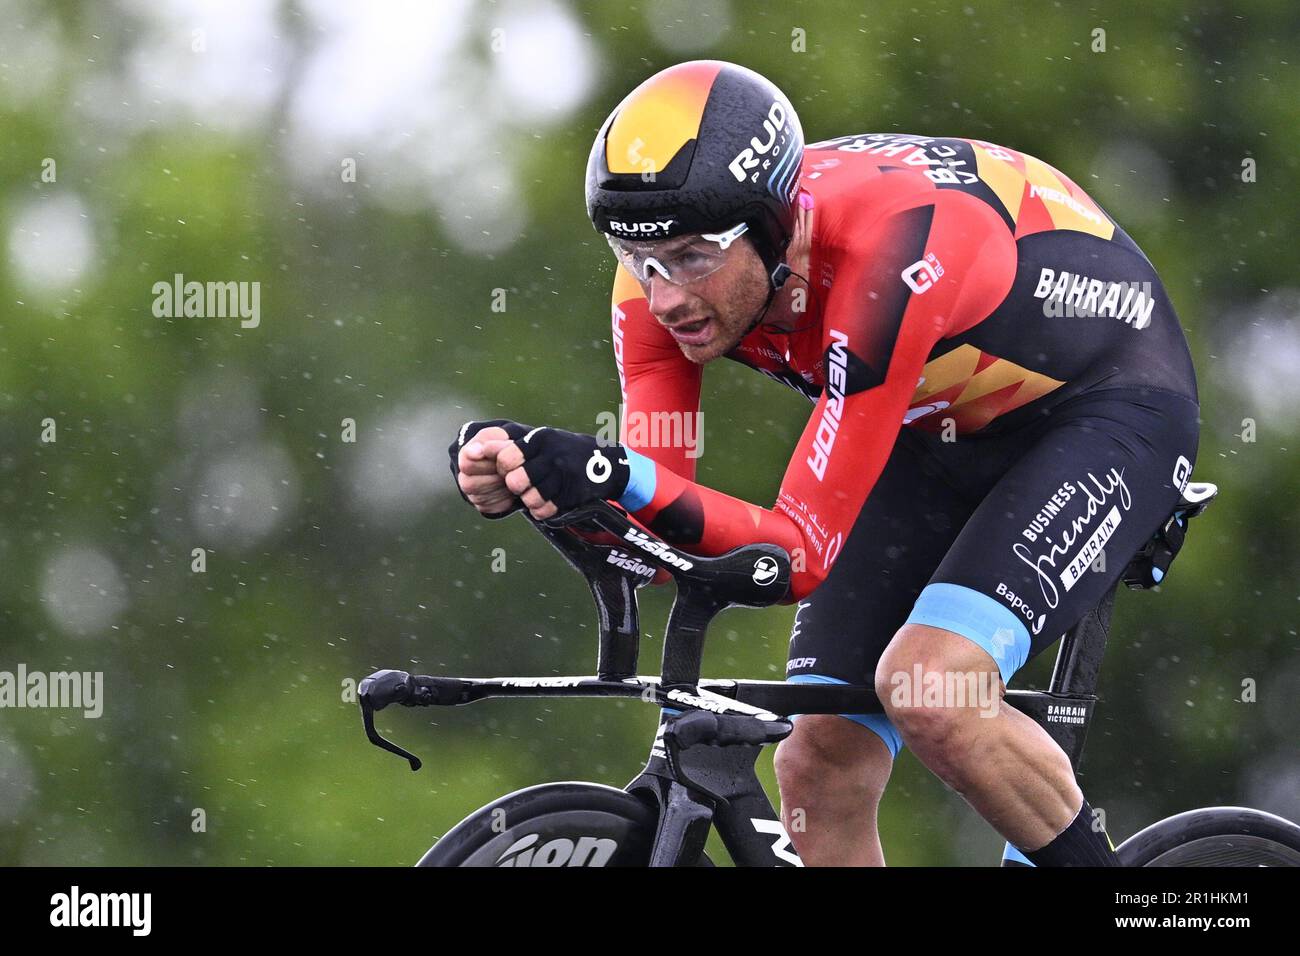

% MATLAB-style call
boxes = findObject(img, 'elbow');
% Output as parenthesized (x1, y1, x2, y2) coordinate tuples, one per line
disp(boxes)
(769, 515, 835, 603)
(784, 562, 830, 604)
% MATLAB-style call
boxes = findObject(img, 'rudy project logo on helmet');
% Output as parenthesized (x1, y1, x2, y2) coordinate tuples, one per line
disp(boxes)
(586, 62, 804, 280)
(729, 100, 791, 185)
(608, 219, 676, 237)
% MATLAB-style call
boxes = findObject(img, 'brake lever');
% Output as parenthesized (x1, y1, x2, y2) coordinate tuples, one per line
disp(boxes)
(358, 670, 423, 771)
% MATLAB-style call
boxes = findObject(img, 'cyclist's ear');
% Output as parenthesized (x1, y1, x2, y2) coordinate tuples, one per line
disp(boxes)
(786, 192, 814, 278)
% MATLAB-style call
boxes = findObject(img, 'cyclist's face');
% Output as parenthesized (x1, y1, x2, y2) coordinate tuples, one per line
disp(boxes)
(634, 235, 769, 364)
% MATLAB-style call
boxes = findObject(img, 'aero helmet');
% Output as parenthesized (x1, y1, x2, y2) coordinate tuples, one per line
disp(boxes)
(585, 60, 804, 287)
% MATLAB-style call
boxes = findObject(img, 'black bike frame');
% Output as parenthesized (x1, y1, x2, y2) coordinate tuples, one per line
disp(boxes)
(360, 488, 1214, 866)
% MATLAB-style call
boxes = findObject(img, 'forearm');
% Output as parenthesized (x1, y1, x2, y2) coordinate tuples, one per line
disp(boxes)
(618, 447, 807, 593)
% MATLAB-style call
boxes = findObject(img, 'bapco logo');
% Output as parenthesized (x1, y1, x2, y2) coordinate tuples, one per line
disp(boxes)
(752, 556, 780, 586)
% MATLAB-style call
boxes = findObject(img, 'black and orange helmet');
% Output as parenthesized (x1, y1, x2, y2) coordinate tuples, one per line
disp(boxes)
(585, 60, 803, 283)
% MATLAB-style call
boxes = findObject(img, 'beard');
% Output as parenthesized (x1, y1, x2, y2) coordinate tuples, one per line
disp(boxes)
(679, 287, 772, 364)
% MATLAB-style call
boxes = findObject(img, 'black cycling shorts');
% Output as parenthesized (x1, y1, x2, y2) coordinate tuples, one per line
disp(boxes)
(786, 385, 1200, 757)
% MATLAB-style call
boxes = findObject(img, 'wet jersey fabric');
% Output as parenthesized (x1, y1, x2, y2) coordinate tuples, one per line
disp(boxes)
(609, 133, 1197, 601)
(605, 133, 1199, 752)
(785, 385, 1199, 755)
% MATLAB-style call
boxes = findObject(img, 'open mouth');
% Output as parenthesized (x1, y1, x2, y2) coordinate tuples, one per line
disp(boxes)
(668, 317, 712, 344)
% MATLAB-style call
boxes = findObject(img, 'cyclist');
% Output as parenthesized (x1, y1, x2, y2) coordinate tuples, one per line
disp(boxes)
(449, 60, 1199, 867)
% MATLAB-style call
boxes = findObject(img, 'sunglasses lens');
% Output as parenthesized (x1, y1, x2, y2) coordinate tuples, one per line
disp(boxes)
(607, 223, 747, 286)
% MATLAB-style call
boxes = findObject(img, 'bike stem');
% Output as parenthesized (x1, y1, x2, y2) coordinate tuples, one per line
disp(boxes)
(527, 500, 792, 688)
(661, 583, 729, 687)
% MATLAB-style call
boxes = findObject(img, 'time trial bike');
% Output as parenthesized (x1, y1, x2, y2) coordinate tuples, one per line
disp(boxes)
(358, 482, 1300, 866)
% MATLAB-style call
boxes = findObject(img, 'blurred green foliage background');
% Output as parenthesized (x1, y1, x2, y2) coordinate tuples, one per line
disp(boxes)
(0, 0, 1295, 866)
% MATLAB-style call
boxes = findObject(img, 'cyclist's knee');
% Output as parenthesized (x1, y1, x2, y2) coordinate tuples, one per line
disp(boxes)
(875, 623, 1004, 751)
(774, 714, 891, 805)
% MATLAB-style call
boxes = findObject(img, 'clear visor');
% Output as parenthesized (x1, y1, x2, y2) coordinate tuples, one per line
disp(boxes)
(607, 222, 748, 286)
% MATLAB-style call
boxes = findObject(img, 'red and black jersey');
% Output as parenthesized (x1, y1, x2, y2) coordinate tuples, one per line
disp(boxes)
(610, 133, 1197, 602)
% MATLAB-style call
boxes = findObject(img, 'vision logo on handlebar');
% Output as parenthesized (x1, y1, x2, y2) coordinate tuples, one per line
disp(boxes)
(665, 687, 778, 721)
(366, 478, 1300, 868)
(623, 527, 694, 570)
(605, 548, 659, 584)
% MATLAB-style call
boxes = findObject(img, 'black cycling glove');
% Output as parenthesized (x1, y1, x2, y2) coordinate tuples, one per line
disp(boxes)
(514, 427, 631, 515)
(447, 419, 534, 520)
